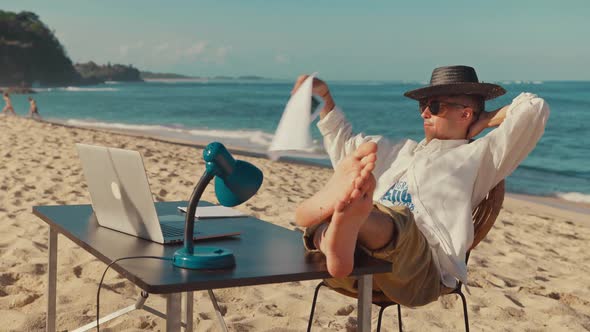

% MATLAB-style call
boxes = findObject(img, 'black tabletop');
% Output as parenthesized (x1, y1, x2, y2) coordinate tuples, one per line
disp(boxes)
(33, 201, 392, 294)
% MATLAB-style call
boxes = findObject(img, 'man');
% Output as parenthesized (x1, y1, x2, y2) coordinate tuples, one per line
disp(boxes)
(27, 96, 41, 119)
(2, 92, 16, 115)
(294, 65, 550, 306)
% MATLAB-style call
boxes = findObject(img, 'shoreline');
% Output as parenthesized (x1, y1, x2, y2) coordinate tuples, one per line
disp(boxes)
(43, 118, 330, 168)
(506, 193, 590, 220)
(41, 117, 590, 217)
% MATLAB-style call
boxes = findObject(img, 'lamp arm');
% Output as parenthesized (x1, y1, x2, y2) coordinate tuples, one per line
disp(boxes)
(184, 171, 215, 254)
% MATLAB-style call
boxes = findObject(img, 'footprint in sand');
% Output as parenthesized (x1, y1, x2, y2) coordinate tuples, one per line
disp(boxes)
(73, 265, 82, 278)
(500, 306, 526, 320)
(335, 304, 355, 316)
(258, 303, 284, 317)
(102, 281, 127, 294)
(249, 205, 269, 212)
(0, 272, 19, 287)
(534, 275, 550, 282)
(198, 312, 211, 320)
(9, 292, 42, 308)
(17, 263, 46, 275)
(504, 293, 525, 308)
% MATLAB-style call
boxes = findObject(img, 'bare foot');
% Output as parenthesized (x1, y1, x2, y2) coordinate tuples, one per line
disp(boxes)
(295, 142, 377, 227)
(322, 172, 376, 278)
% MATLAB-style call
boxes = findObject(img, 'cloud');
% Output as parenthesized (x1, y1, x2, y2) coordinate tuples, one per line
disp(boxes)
(182, 41, 207, 57)
(275, 54, 289, 64)
(211, 46, 232, 64)
(155, 43, 170, 53)
(119, 41, 144, 57)
(113, 38, 231, 68)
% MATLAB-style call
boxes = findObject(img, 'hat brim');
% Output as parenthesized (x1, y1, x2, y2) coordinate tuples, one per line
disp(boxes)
(404, 82, 506, 101)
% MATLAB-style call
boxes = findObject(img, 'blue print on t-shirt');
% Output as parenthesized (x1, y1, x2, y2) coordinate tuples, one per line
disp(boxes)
(380, 180, 415, 211)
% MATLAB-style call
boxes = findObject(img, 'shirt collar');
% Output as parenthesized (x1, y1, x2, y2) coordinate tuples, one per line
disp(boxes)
(415, 138, 469, 152)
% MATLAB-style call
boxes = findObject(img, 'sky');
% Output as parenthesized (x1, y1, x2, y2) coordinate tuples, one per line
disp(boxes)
(2, 1, 590, 81)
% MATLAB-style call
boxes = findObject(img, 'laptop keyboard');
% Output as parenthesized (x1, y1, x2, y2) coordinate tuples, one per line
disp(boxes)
(160, 222, 197, 237)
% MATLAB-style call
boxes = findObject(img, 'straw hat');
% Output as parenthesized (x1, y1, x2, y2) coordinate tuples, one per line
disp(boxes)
(404, 65, 506, 101)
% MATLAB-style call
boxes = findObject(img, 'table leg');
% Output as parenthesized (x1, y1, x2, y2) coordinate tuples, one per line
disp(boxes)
(185, 292, 193, 332)
(357, 274, 372, 332)
(166, 293, 182, 332)
(47, 228, 57, 332)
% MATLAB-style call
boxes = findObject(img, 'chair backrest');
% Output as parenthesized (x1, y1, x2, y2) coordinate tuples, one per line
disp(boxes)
(470, 180, 505, 251)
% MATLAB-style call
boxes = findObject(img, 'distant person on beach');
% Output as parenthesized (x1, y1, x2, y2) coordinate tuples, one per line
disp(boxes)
(27, 96, 41, 120)
(294, 65, 550, 306)
(2, 92, 16, 115)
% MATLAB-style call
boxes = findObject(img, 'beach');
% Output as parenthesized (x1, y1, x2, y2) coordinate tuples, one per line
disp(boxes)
(1, 114, 589, 331)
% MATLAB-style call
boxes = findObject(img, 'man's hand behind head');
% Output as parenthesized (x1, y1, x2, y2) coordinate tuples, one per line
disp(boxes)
(467, 105, 509, 139)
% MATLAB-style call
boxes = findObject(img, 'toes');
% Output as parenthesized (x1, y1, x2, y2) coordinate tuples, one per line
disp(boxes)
(353, 170, 369, 190)
(350, 188, 362, 200)
(359, 168, 372, 182)
(360, 153, 376, 166)
(358, 174, 377, 197)
(365, 160, 376, 172)
(353, 177, 363, 189)
(358, 181, 372, 197)
(354, 142, 378, 159)
(353, 166, 374, 191)
(335, 199, 348, 212)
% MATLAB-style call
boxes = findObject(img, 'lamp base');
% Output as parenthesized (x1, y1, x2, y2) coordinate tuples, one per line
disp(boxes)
(172, 247, 235, 269)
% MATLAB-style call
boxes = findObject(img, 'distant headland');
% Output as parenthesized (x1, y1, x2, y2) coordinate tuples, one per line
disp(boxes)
(139, 72, 266, 80)
(0, 10, 268, 93)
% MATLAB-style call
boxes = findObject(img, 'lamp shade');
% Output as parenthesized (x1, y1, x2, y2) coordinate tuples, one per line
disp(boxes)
(203, 142, 264, 207)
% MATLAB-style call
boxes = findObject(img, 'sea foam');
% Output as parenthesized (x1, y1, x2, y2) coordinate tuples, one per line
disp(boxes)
(62, 86, 119, 92)
(63, 119, 325, 154)
(555, 192, 590, 204)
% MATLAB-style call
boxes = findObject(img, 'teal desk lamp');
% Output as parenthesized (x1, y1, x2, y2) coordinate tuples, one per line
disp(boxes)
(173, 142, 263, 269)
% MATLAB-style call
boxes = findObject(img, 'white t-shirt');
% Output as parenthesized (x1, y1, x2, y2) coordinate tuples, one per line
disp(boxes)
(378, 173, 420, 217)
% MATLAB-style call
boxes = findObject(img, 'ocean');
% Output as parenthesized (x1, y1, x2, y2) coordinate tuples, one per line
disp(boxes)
(6, 79, 589, 204)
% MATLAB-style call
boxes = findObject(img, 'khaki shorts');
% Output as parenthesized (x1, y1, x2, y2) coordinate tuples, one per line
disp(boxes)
(303, 204, 443, 307)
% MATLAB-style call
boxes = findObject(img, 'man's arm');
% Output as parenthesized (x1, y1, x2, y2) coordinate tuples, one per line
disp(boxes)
(467, 104, 510, 139)
(471, 93, 550, 204)
(292, 74, 376, 166)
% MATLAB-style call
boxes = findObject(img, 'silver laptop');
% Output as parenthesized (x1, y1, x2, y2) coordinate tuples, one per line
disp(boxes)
(75, 143, 240, 244)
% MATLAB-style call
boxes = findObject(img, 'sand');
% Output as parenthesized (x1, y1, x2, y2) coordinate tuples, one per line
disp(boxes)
(1, 114, 589, 331)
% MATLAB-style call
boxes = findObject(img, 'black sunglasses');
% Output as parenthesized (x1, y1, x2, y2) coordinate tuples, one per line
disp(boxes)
(419, 100, 470, 116)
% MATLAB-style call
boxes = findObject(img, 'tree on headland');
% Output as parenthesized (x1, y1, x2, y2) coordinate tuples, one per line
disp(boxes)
(75, 61, 142, 82)
(0, 10, 82, 86)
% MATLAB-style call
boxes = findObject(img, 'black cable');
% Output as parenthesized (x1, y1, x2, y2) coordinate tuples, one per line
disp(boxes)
(96, 255, 172, 332)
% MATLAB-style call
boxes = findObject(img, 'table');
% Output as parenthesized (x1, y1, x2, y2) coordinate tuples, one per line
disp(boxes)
(33, 201, 392, 331)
